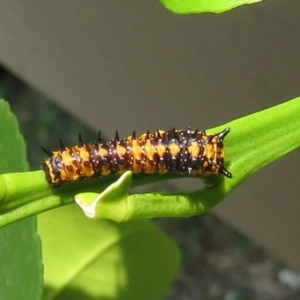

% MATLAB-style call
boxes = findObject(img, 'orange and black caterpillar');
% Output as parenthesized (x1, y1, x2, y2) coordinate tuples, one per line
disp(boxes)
(42, 127, 232, 187)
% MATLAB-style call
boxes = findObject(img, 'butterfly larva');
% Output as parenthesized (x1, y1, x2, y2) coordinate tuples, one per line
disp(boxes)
(42, 127, 232, 187)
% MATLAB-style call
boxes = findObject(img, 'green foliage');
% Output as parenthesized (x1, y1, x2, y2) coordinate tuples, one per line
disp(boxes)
(0, 99, 180, 299)
(160, 0, 264, 14)
(40, 205, 180, 300)
(2, 97, 300, 227)
(1, 95, 300, 299)
(74, 96, 300, 221)
(0, 100, 43, 300)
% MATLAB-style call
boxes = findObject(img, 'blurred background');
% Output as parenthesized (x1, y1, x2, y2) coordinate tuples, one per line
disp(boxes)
(1, 0, 300, 299)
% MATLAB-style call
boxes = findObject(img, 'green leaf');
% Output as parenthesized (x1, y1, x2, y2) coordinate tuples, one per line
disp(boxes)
(72, 96, 300, 221)
(160, 0, 264, 14)
(74, 170, 132, 221)
(0, 99, 43, 300)
(1, 96, 300, 225)
(39, 204, 180, 300)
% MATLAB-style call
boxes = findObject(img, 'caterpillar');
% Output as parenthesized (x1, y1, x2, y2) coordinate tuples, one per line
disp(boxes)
(42, 127, 232, 187)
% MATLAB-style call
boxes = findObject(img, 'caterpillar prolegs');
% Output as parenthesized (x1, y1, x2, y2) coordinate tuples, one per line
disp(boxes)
(42, 127, 232, 187)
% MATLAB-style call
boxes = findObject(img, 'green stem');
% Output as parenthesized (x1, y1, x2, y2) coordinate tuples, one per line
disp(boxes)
(76, 97, 300, 222)
(0, 97, 300, 227)
(0, 171, 50, 211)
